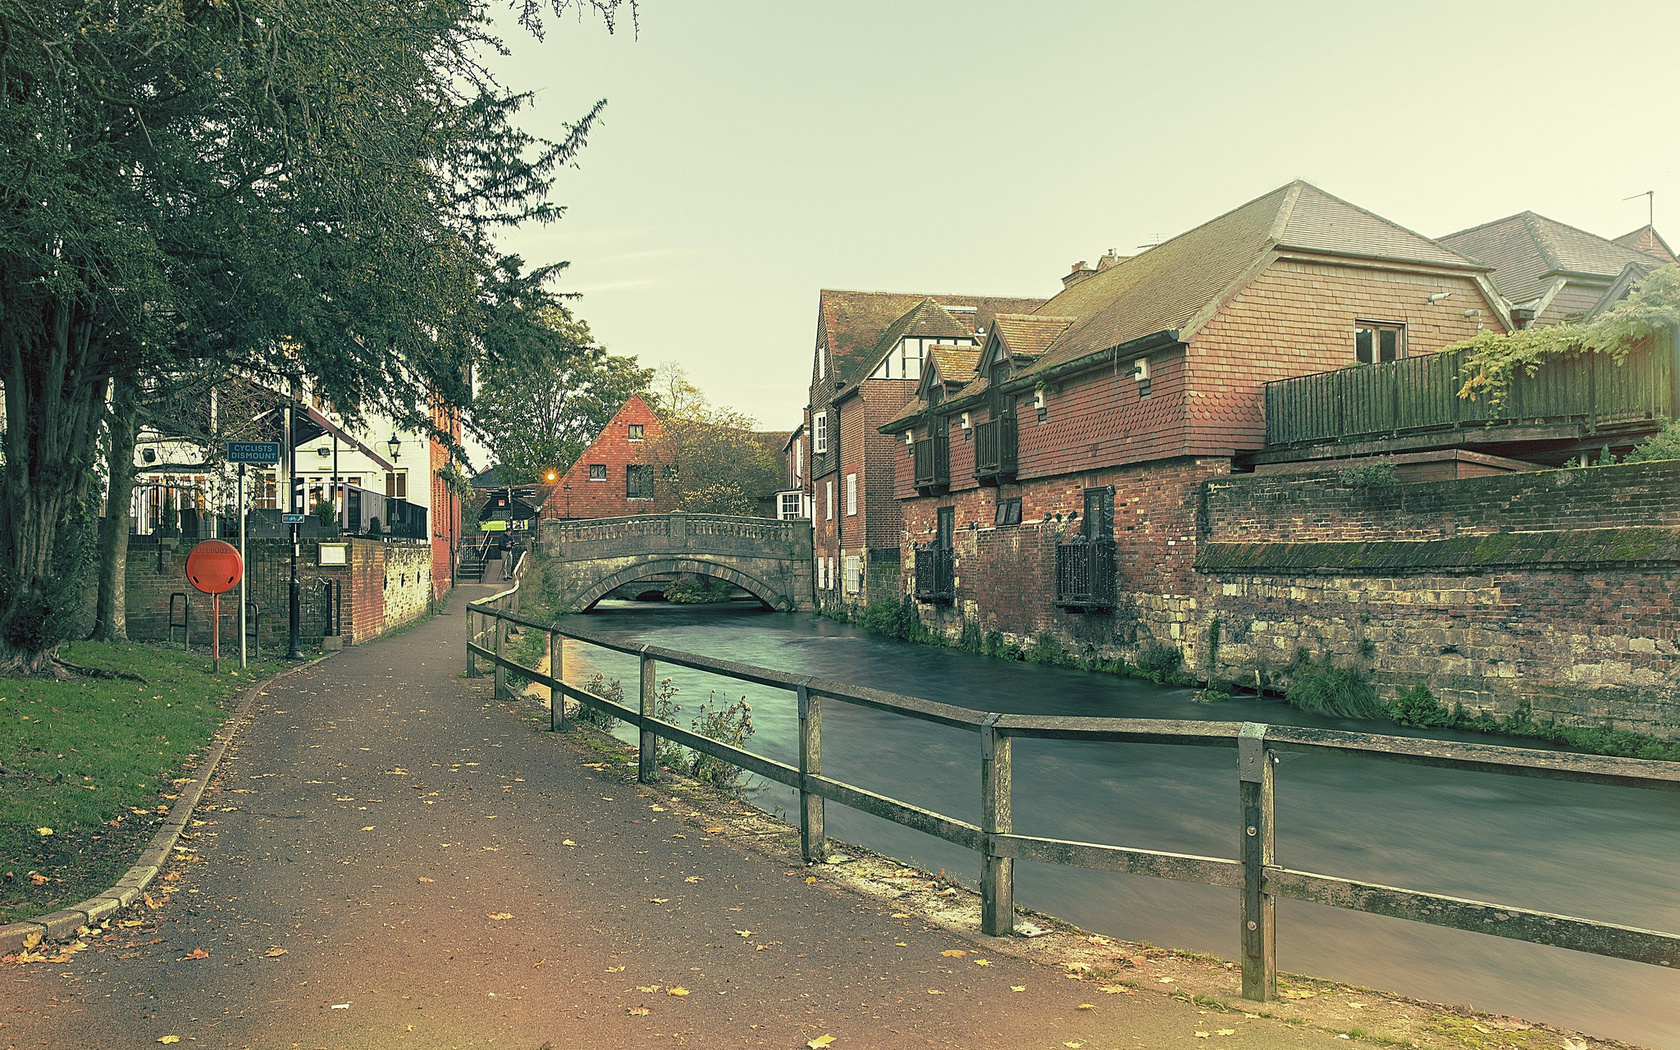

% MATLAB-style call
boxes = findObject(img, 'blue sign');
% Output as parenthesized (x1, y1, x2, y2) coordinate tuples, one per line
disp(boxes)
(228, 441, 281, 465)
(281, 513, 306, 524)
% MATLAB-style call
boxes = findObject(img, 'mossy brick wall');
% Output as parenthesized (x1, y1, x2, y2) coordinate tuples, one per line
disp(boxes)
(1199, 461, 1680, 737)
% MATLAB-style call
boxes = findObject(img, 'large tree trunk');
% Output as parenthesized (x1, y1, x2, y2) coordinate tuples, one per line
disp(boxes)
(0, 298, 110, 673)
(90, 374, 139, 642)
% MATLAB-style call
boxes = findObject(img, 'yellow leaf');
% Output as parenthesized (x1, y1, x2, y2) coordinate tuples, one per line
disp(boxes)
(1195, 1033, 1211, 1039)
(487, 913, 513, 920)
(1067, 962, 1091, 971)
(606, 965, 625, 973)
(1011, 986, 1025, 992)
(1098, 984, 1130, 994)
(895, 942, 907, 947)
(685, 876, 703, 883)
(562, 839, 577, 846)
(1078, 1003, 1094, 1010)
(637, 985, 661, 993)
(808, 1037, 836, 1049)
(735, 930, 752, 937)
(264, 948, 287, 957)
(36, 827, 52, 836)
(1155, 976, 1174, 983)
(1217, 1031, 1236, 1037)
(22, 930, 42, 949)
(940, 949, 967, 958)
(805, 875, 816, 884)
(706, 826, 725, 833)
(180, 947, 209, 960)
(118, 920, 143, 929)
(417, 877, 434, 883)
(649, 898, 669, 904)
(973, 959, 991, 966)
(1278, 988, 1315, 999)
(926, 988, 945, 995)
(158, 1038, 181, 1045)
(1064, 1043, 1083, 1048)
(627, 1007, 649, 1016)
(667, 986, 689, 996)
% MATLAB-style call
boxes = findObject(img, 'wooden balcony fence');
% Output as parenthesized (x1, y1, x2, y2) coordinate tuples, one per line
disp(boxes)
(1264, 329, 1678, 450)
(913, 435, 950, 489)
(1054, 538, 1116, 611)
(973, 418, 1018, 483)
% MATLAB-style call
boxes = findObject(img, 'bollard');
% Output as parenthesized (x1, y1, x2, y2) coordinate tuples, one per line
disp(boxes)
(549, 628, 566, 732)
(797, 678, 824, 863)
(465, 606, 481, 677)
(1239, 722, 1276, 1001)
(493, 612, 507, 700)
(980, 712, 1014, 936)
(638, 647, 657, 783)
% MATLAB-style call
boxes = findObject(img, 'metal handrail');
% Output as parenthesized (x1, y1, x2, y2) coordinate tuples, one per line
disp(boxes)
(466, 594, 1680, 1002)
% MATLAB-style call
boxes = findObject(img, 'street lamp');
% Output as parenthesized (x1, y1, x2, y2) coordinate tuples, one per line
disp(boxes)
(387, 433, 401, 461)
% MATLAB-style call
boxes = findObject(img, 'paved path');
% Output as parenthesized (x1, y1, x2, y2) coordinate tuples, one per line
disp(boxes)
(3, 584, 1346, 1049)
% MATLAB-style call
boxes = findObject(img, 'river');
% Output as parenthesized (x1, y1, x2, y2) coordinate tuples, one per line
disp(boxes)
(551, 601, 1680, 1047)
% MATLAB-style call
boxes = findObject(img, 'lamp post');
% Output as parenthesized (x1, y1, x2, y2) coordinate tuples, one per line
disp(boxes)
(285, 386, 303, 660)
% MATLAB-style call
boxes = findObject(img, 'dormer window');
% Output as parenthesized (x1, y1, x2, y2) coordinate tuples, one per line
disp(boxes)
(870, 336, 975, 381)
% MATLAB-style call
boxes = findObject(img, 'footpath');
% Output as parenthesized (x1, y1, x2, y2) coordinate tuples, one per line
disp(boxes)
(0, 583, 1373, 1048)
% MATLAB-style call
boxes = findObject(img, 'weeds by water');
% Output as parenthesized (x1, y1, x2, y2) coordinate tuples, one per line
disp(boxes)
(1283, 650, 1383, 719)
(1388, 686, 1680, 762)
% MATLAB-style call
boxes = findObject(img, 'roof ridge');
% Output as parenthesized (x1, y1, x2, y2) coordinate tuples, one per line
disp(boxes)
(1283, 183, 1477, 266)
(1266, 181, 1305, 243)
(1439, 211, 1539, 243)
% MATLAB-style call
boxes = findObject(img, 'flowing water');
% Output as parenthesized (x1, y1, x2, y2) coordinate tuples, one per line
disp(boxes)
(551, 601, 1680, 1047)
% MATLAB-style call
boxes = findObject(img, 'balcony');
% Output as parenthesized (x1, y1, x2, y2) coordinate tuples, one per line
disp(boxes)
(1263, 331, 1677, 453)
(1054, 538, 1116, 611)
(914, 544, 954, 604)
(972, 417, 1017, 485)
(913, 435, 950, 491)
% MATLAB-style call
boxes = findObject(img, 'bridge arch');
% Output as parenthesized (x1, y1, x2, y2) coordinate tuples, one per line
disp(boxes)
(571, 557, 789, 612)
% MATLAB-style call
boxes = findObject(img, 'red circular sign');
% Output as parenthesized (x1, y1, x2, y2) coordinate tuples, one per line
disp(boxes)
(185, 540, 243, 595)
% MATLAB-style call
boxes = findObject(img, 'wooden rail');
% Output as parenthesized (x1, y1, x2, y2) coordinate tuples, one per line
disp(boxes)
(466, 590, 1680, 1002)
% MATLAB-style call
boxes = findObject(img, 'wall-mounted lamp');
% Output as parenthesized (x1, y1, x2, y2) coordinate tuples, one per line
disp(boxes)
(387, 433, 401, 461)
(1428, 291, 1453, 304)
(1463, 308, 1482, 319)
(316, 445, 332, 459)
(959, 412, 971, 429)
(905, 432, 915, 445)
(1132, 358, 1150, 382)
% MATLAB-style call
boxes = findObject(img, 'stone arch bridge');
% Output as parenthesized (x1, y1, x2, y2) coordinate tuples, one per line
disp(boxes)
(541, 513, 814, 612)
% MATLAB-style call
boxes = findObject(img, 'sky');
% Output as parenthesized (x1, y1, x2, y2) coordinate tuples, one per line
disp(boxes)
(487, 0, 1680, 434)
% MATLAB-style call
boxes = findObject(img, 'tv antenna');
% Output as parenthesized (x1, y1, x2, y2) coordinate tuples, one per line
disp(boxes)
(1624, 189, 1654, 226)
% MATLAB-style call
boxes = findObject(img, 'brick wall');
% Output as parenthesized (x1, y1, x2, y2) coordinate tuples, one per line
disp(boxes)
(543, 395, 673, 520)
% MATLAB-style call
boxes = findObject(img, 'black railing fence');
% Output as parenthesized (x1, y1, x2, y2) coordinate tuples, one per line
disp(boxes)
(1055, 538, 1116, 610)
(914, 544, 955, 604)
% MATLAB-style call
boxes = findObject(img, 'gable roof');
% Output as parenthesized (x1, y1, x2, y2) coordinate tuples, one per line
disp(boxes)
(1614, 224, 1678, 266)
(816, 289, 1048, 386)
(1439, 211, 1660, 307)
(925, 344, 981, 387)
(1020, 181, 1483, 378)
(991, 314, 1076, 361)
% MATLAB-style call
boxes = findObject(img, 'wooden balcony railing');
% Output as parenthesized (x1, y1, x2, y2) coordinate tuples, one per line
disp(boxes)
(973, 418, 1018, 484)
(913, 545, 955, 604)
(1054, 538, 1116, 611)
(913, 435, 950, 489)
(1264, 330, 1677, 450)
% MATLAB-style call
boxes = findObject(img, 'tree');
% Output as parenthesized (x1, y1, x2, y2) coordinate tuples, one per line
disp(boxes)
(645, 365, 781, 516)
(473, 307, 654, 482)
(0, 0, 626, 671)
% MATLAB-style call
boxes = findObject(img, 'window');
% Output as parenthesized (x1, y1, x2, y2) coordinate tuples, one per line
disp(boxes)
(826, 480, 833, 520)
(626, 464, 655, 499)
(813, 412, 828, 454)
(257, 472, 278, 510)
(994, 497, 1022, 527)
(845, 473, 858, 516)
(627, 423, 645, 442)
(1083, 486, 1114, 541)
(1356, 321, 1405, 364)
(823, 557, 832, 590)
(588, 464, 607, 482)
(778, 492, 803, 520)
(795, 439, 803, 482)
(817, 344, 825, 381)
(385, 470, 407, 499)
(844, 555, 861, 594)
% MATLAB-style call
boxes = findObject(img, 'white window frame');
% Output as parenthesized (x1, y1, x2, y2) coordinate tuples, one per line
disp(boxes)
(817, 344, 826, 381)
(777, 491, 802, 520)
(845, 473, 858, 516)
(813, 412, 828, 454)
(825, 480, 833, 521)
(844, 555, 861, 594)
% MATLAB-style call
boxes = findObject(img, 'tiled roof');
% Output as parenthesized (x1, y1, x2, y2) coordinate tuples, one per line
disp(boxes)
(1021, 181, 1479, 378)
(1440, 212, 1660, 306)
(818, 290, 1048, 386)
(882, 396, 926, 432)
(991, 314, 1075, 360)
(1613, 225, 1678, 266)
(925, 344, 981, 387)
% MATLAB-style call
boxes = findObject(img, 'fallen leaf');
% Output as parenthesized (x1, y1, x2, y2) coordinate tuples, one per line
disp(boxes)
(808, 1037, 836, 1049)
(180, 947, 209, 960)
(162, 871, 181, 882)
(649, 898, 669, 905)
(157, 1038, 180, 1045)
(1196, 1033, 1210, 1040)
(1067, 962, 1091, 972)
(118, 920, 143, 929)
(487, 913, 513, 921)
(735, 930, 752, 938)
(1217, 1031, 1236, 1037)
(418, 877, 434, 883)
(890, 912, 910, 919)
(1078, 1003, 1095, 1010)
(706, 826, 725, 833)
(264, 948, 287, 957)
(36, 827, 52, 836)
(1011, 985, 1026, 992)
(973, 959, 991, 966)
(926, 988, 945, 995)
(1098, 984, 1131, 994)
(22, 930, 42, 949)
(667, 986, 689, 996)
(1064, 1043, 1083, 1049)
(685, 876, 703, 883)
(606, 965, 625, 973)
(360, 826, 375, 832)
(805, 875, 816, 884)
(627, 1007, 649, 1016)
(940, 949, 967, 958)
(331, 1002, 350, 1010)
(1278, 988, 1315, 1000)
(637, 985, 661, 993)
(1155, 976, 1174, 984)
(562, 839, 577, 847)
(894, 942, 907, 947)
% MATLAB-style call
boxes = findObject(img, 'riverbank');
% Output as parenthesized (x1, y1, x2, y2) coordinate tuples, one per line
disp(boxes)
(0, 641, 286, 924)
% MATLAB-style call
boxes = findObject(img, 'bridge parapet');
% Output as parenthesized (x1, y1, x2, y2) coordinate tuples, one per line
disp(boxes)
(542, 513, 814, 612)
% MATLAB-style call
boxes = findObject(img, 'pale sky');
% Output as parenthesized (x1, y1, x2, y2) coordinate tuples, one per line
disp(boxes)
(489, 0, 1680, 434)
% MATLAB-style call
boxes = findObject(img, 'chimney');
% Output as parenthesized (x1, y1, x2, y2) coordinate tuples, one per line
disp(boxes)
(1062, 260, 1097, 289)
(1096, 249, 1129, 272)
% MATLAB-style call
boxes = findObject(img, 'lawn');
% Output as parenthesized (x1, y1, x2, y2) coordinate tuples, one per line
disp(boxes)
(0, 640, 285, 924)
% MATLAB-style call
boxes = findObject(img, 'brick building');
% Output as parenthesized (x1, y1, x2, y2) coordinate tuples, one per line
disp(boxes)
(541, 394, 674, 520)
(805, 289, 1046, 610)
(881, 180, 1514, 657)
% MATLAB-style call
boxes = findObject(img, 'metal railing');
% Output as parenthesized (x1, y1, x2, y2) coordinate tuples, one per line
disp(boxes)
(914, 544, 954, 604)
(973, 417, 1017, 483)
(913, 435, 950, 489)
(1054, 538, 1116, 610)
(1264, 329, 1677, 450)
(466, 590, 1680, 1002)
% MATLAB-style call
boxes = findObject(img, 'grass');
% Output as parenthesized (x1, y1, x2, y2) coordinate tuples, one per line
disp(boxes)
(0, 640, 285, 924)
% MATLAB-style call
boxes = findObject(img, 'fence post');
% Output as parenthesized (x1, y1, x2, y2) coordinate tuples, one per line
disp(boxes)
(797, 678, 824, 863)
(980, 712, 1014, 936)
(465, 606, 480, 677)
(493, 611, 507, 700)
(1239, 722, 1276, 1001)
(549, 628, 566, 732)
(638, 646, 657, 783)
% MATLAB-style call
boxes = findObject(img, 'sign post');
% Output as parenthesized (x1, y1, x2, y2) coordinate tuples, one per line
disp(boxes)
(186, 540, 243, 674)
(227, 442, 280, 669)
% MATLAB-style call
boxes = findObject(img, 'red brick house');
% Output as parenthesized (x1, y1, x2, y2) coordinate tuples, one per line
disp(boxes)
(541, 394, 673, 520)
(805, 289, 1046, 609)
(880, 180, 1510, 662)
